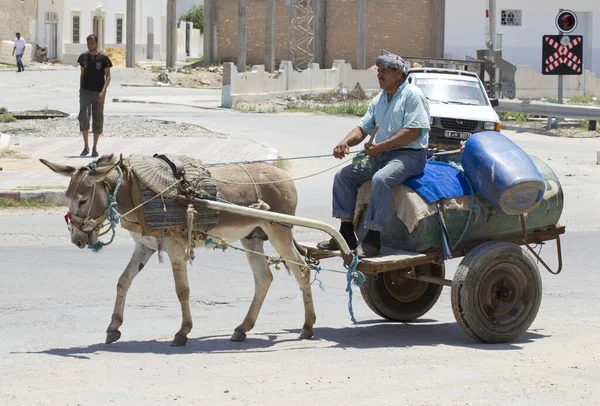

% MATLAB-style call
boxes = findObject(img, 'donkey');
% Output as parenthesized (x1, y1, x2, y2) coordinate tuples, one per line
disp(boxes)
(40, 154, 315, 346)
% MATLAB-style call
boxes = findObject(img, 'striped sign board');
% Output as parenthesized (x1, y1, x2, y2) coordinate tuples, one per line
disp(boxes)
(542, 35, 583, 75)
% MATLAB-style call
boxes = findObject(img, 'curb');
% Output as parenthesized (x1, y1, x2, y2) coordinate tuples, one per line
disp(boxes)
(112, 97, 223, 111)
(0, 190, 68, 206)
(120, 84, 221, 90)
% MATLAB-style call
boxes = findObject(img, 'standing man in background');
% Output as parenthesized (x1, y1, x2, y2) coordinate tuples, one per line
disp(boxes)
(12, 33, 26, 73)
(77, 34, 112, 157)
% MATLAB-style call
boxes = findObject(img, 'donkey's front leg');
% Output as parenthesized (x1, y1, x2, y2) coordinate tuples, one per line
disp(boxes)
(106, 242, 156, 344)
(164, 239, 193, 347)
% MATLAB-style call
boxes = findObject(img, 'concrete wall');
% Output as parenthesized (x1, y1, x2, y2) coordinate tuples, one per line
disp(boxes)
(214, 0, 440, 69)
(221, 57, 600, 105)
(445, 0, 600, 76)
(0, 41, 34, 66)
(0, 0, 38, 45)
(222, 59, 380, 107)
(515, 66, 600, 99)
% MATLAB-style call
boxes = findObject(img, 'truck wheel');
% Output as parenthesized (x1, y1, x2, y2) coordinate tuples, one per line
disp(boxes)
(360, 263, 445, 322)
(451, 241, 542, 343)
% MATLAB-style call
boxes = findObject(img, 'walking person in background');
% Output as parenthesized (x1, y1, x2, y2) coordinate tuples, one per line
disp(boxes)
(12, 33, 26, 73)
(77, 34, 112, 157)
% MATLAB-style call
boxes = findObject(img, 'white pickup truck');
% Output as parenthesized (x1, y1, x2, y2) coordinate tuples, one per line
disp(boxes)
(406, 68, 501, 150)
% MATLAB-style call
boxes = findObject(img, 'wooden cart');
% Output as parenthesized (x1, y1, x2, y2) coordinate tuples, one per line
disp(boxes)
(300, 224, 565, 344)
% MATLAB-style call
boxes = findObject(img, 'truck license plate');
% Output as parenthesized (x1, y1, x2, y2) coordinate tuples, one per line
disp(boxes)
(444, 130, 471, 140)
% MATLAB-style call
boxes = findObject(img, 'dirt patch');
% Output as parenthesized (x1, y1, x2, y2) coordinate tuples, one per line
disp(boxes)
(155, 67, 223, 88)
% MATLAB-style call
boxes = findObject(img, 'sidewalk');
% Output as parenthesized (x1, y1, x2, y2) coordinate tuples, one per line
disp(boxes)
(0, 136, 278, 205)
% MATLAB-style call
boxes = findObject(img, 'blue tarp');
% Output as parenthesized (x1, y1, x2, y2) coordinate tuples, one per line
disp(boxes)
(403, 159, 472, 204)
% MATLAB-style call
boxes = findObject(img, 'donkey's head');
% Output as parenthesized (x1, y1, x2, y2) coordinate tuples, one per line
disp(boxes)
(40, 155, 120, 249)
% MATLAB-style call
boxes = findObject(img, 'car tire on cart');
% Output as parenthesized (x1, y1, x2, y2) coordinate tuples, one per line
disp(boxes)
(360, 262, 445, 322)
(451, 241, 542, 343)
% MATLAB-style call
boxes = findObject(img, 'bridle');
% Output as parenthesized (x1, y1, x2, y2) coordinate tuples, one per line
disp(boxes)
(64, 162, 123, 249)
(64, 182, 111, 235)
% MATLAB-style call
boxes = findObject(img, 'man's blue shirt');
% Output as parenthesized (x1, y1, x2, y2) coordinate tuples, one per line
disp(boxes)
(359, 81, 430, 149)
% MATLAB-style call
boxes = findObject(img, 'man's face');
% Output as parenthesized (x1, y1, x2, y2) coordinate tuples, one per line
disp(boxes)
(87, 38, 97, 52)
(16, 34, 20, 40)
(377, 64, 404, 91)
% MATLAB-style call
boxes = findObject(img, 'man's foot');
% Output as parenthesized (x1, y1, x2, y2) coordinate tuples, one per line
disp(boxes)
(80, 148, 89, 156)
(92, 149, 99, 157)
(357, 230, 381, 258)
(317, 221, 357, 251)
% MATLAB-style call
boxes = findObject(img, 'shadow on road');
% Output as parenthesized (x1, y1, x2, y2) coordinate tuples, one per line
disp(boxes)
(17, 320, 550, 360)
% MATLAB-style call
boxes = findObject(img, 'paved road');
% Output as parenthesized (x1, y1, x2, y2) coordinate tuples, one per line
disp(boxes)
(1, 69, 600, 404)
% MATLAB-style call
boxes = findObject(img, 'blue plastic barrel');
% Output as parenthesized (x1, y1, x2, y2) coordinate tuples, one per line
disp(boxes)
(460, 131, 546, 215)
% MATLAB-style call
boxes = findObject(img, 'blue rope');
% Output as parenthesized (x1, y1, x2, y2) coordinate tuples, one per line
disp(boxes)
(90, 227, 116, 253)
(204, 238, 228, 251)
(87, 166, 123, 253)
(436, 168, 478, 260)
(310, 266, 326, 292)
(344, 254, 366, 324)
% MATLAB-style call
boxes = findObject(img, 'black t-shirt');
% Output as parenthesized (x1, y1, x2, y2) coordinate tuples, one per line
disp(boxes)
(78, 51, 113, 92)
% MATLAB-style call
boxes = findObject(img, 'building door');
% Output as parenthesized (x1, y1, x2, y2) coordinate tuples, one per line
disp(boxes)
(93, 16, 104, 49)
(45, 12, 59, 59)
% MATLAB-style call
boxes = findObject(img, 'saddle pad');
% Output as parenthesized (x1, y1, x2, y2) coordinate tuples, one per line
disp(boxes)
(127, 154, 219, 233)
(139, 184, 219, 231)
(128, 154, 217, 198)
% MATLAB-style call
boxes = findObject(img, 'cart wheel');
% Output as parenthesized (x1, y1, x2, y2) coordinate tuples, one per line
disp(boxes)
(451, 241, 542, 343)
(360, 263, 445, 322)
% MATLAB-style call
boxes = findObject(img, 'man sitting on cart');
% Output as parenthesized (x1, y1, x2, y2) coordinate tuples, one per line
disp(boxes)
(317, 53, 430, 257)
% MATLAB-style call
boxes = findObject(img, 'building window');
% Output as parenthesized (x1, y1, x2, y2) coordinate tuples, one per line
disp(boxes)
(45, 12, 58, 23)
(116, 17, 123, 44)
(72, 15, 80, 43)
(501, 10, 522, 26)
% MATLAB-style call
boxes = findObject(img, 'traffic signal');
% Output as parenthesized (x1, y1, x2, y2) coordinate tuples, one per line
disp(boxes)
(556, 10, 578, 33)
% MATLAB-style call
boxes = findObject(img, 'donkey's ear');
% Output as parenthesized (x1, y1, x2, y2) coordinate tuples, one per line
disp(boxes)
(39, 159, 77, 177)
(85, 159, 120, 184)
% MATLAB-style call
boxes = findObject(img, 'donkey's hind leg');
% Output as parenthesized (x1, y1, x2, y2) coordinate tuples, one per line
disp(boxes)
(106, 242, 156, 344)
(231, 237, 274, 342)
(263, 223, 315, 340)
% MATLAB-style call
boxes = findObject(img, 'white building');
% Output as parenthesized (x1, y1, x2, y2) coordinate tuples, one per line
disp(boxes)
(445, 0, 600, 76)
(37, 0, 184, 64)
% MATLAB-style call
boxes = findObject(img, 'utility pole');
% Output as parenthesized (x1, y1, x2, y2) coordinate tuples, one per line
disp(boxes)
(265, 0, 275, 72)
(357, 0, 367, 70)
(237, 0, 247, 72)
(166, 0, 177, 68)
(126, 0, 136, 68)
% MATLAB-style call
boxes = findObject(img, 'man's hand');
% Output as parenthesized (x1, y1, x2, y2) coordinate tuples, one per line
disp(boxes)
(98, 92, 106, 102)
(364, 142, 383, 157)
(333, 141, 350, 159)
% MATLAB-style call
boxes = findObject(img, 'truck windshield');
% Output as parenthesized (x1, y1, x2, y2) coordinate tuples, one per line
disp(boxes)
(414, 78, 489, 106)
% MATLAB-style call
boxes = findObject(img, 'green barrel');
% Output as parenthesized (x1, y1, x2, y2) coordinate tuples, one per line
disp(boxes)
(355, 156, 563, 254)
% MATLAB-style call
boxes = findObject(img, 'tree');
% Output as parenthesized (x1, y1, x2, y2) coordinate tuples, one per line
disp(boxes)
(180, 4, 204, 33)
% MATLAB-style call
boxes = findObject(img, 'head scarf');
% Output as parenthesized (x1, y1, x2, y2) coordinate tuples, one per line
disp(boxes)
(375, 53, 409, 74)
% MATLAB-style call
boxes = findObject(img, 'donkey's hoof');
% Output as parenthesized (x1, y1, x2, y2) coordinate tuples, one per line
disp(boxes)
(299, 329, 314, 340)
(230, 331, 247, 342)
(171, 334, 188, 347)
(106, 331, 121, 344)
